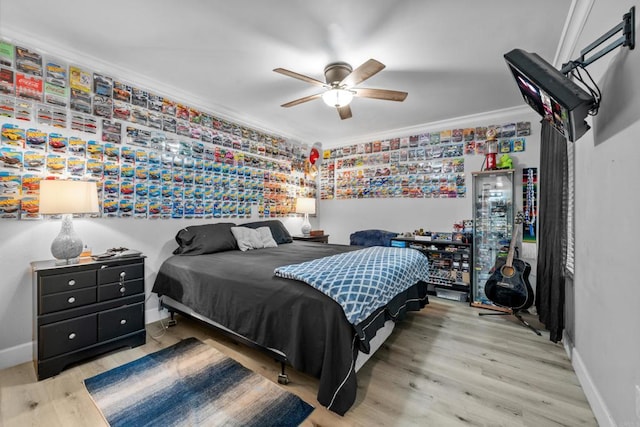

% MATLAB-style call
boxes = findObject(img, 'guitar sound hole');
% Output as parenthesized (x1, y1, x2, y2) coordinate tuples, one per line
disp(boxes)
(500, 265, 516, 278)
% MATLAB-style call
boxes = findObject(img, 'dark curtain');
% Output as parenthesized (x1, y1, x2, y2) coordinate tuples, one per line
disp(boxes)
(535, 119, 568, 342)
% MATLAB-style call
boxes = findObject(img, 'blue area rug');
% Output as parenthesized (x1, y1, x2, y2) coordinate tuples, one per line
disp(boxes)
(84, 337, 313, 427)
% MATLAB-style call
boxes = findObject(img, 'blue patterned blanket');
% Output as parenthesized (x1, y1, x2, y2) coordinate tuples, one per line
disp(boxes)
(274, 246, 430, 325)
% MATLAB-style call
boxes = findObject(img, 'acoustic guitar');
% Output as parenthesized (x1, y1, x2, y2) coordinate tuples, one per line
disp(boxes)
(484, 212, 534, 311)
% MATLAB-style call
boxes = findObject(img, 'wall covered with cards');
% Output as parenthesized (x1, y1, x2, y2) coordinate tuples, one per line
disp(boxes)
(0, 38, 316, 221)
(320, 120, 530, 201)
(317, 107, 542, 246)
(0, 34, 317, 369)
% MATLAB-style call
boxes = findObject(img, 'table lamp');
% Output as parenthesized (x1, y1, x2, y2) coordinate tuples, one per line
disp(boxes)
(295, 197, 316, 237)
(39, 180, 100, 263)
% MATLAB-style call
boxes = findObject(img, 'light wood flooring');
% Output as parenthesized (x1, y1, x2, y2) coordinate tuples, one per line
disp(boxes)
(0, 298, 597, 426)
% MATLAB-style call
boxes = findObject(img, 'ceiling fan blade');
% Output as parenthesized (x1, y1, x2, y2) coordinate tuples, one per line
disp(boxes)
(273, 68, 327, 87)
(340, 59, 385, 87)
(337, 105, 352, 120)
(354, 88, 408, 102)
(280, 93, 323, 108)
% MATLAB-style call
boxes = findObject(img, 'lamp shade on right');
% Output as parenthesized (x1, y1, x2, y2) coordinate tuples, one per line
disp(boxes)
(295, 197, 316, 215)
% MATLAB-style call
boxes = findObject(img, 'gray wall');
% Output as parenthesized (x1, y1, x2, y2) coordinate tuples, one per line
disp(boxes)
(568, 1, 640, 425)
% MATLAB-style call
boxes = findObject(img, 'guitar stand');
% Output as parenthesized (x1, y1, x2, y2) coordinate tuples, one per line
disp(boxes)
(479, 310, 542, 336)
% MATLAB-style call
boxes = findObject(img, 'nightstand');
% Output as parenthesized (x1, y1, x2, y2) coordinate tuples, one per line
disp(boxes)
(31, 256, 146, 380)
(292, 234, 329, 244)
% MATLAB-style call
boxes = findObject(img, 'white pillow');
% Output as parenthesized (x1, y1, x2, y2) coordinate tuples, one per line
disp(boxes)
(256, 227, 278, 248)
(231, 226, 278, 251)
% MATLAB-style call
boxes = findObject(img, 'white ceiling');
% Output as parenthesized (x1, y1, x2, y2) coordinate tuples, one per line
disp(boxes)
(0, 0, 573, 145)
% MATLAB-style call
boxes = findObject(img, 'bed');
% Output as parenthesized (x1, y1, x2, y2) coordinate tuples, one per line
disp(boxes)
(152, 220, 429, 415)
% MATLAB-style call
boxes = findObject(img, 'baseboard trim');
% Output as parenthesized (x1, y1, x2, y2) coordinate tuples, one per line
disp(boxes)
(572, 347, 615, 427)
(0, 342, 32, 371)
(2, 309, 171, 372)
(145, 306, 170, 324)
(562, 329, 573, 359)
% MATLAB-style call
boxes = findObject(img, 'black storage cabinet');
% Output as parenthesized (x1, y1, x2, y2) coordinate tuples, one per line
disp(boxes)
(32, 256, 146, 380)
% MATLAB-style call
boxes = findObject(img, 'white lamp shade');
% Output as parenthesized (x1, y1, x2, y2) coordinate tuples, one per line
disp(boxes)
(39, 180, 99, 215)
(295, 197, 316, 215)
(39, 180, 99, 263)
(322, 89, 354, 108)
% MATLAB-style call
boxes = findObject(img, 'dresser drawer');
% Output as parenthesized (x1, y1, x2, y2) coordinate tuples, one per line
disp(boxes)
(40, 270, 96, 295)
(40, 287, 97, 315)
(98, 263, 144, 284)
(39, 313, 98, 359)
(98, 303, 145, 341)
(98, 278, 144, 302)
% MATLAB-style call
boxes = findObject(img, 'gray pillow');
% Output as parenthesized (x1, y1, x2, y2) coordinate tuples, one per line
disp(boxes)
(231, 226, 278, 251)
(241, 219, 293, 244)
(173, 222, 237, 255)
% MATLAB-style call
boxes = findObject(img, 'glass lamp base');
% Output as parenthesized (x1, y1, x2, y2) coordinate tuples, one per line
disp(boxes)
(51, 214, 83, 263)
(301, 213, 311, 237)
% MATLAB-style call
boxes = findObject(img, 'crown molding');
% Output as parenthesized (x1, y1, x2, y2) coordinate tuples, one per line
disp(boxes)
(323, 105, 535, 148)
(553, 0, 596, 68)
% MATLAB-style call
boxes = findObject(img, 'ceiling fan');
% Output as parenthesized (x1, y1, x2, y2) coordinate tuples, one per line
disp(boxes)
(273, 59, 408, 120)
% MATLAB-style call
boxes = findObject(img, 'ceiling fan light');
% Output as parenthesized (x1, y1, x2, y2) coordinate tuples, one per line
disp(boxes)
(322, 89, 354, 108)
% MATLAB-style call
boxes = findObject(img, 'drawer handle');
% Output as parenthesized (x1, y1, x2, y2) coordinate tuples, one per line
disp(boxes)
(120, 286, 126, 294)
(68, 333, 76, 340)
(68, 297, 76, 304)
(120, 319, 127, 325)
(68, 279, 76, 286)
(120, 272, 126, 279)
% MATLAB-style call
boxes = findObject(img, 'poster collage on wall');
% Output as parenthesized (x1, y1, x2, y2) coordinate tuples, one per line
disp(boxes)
(319, 122, 531, 200)
(0, 39, 316, 220)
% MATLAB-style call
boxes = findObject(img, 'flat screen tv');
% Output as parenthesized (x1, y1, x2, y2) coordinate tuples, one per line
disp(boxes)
(504, 49, 596, 142)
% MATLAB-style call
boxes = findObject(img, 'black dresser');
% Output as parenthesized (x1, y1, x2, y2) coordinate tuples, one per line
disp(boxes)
(31, 256, 146, 380)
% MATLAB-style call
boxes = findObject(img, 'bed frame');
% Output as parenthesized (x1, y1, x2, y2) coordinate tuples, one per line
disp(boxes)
(160, 295, 395, 384)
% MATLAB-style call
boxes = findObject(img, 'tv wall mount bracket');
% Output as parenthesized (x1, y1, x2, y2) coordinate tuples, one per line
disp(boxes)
(561, 6, 635, 74)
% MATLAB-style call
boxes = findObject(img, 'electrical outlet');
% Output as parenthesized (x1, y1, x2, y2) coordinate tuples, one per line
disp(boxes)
(636, 384, 640, 419)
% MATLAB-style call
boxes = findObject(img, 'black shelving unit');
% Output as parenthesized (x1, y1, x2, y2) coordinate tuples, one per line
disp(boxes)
(390, 236, 472, 302)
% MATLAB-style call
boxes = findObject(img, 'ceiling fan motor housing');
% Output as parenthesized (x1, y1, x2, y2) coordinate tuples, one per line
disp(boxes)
(324, 62, 352, 86)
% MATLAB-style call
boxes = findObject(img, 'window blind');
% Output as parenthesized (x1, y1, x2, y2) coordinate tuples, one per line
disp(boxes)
(565, 142, 575, 276)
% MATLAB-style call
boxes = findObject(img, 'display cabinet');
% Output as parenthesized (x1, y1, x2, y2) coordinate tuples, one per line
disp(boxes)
(391, 234, 472, 301)
(471, 169, 515, 310)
